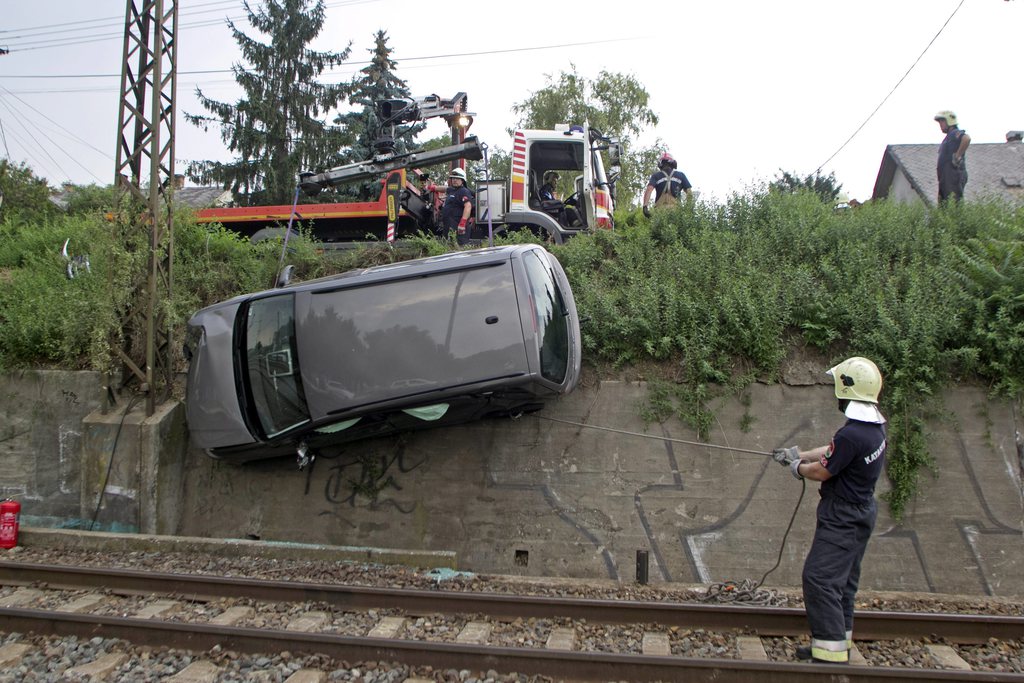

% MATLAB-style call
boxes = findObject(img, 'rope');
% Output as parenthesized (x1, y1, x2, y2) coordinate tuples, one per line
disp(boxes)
(699, 478, 806, 606)
(699, 579, 786, 606)
(528, 414, 771, 456)
(526, 412, 805, 605)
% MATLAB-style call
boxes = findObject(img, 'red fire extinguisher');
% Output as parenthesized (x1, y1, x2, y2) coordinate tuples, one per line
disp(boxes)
(0, 499, 21, 549)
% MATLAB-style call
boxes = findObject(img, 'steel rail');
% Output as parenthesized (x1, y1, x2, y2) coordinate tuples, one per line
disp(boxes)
(1, 608, 1020, 683)
(2, 561, 1022, 644)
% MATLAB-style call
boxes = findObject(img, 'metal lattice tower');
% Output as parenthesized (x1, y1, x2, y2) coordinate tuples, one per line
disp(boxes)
(113, 0, 178, 415)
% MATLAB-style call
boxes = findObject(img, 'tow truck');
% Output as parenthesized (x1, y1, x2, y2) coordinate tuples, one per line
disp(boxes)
(195, 92, 622, 244)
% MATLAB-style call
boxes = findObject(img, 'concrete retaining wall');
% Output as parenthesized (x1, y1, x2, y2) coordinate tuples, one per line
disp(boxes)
(4, 370, 1023, 596)
(0, 370, 103, 527)
(81, 398, 188, 534)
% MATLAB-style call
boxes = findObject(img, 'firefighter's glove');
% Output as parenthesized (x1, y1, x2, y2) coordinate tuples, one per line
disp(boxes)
(643, 204, 652, 218)
(457, 218, 467, 234)
(772, 446, 800, 466)
(790, 458, 804, 480)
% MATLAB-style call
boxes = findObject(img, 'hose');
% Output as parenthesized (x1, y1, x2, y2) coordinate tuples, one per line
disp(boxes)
(90, 394, 142, 531)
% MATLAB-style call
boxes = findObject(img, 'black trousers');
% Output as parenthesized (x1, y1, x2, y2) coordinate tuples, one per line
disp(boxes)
(802, 493, 877, 653)
(938, 168, 967, 202)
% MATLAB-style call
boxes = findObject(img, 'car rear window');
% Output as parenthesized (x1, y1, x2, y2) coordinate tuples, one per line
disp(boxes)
(244, 293, 310, 437)
(522, 250, 570, 384)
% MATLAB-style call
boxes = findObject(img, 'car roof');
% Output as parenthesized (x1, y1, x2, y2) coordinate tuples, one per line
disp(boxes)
(191, 245, 541, 317)
(282, 244, 536, 295)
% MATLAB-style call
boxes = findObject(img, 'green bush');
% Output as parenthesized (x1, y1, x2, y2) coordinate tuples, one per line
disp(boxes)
(555, 192, 1024, 519)
(0, 214, 120, 369)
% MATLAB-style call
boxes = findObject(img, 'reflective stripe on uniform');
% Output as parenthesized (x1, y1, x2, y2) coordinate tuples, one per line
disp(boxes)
(846, 630, 853, 649)
(811, 637, 849, 662)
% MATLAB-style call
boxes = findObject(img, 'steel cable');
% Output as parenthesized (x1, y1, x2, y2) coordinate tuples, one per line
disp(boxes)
(528, 414, 771, 456)
(527, 412, 806, 605)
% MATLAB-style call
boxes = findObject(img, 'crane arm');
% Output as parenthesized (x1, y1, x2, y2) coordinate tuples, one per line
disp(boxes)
(298, 136, 483, 195)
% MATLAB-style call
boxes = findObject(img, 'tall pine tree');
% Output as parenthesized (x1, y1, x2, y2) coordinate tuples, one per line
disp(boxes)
(185, 0, 351, 205)
(334, 30, 422, 199)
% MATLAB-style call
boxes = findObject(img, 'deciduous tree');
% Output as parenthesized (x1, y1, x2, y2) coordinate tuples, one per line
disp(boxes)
(0, 160, 56, 222)
(770, 169, 843, 204)
(510, 66, 659, 205)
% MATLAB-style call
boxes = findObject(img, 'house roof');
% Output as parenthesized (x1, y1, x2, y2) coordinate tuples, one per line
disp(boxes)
(48, 185, 234, 212)
(872, 138, 1024, 205)
(174, 186, 234, 209)
(48, 189, 74, 211)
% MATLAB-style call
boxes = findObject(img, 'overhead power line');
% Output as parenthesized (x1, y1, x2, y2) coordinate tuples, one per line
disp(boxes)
(816, 0, 967, 173)
(0, 84, 113, 160)
(0, 36, 638, 83)
(0, 117, 10, 157)
(0, 0, 237, 39)
(0, 98, 72, 181)
(0, 83, 109, 182)
(0, 0, 378, 52)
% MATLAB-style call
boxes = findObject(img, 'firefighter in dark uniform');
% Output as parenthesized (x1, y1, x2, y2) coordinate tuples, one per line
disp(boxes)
(641, 152, 692, 217)
(442, 167, 473, 245)
(934, 110, 970, 203)
(772, 357, 887, 665)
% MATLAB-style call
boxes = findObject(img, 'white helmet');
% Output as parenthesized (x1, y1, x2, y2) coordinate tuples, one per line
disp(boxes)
(934, 110, 958, 126)
(827, 357, 883, 404)
(448, 167, 467, 182)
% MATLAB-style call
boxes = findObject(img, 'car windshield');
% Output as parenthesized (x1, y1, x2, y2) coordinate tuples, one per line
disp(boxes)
(244, 293, 310, 437)
(522, 250, 570, 384)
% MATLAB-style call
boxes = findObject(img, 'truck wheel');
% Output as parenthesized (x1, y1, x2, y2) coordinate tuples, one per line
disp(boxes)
(505, 223, 560, 244)
(250, 227, 300, 244)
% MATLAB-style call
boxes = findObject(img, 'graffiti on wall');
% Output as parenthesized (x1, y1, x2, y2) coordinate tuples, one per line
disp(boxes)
(321, 439, 427, 513)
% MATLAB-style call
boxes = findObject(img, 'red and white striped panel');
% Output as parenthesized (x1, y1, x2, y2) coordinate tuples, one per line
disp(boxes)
(510, 131, 527, 209)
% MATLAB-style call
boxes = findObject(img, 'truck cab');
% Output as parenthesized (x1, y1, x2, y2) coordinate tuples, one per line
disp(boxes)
(478, 124, 620, 244)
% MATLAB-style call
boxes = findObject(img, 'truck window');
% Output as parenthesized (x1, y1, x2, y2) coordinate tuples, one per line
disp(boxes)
(522, 250, 570, 384)
(245, 293, 310, 438)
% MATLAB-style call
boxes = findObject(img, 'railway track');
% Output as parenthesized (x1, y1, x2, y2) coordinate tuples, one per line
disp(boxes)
(2, 561, 1023, 681)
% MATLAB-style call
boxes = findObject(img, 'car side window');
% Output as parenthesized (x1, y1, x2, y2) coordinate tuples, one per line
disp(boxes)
(522, 250, 570, 384)
(245, 293, 310, 437)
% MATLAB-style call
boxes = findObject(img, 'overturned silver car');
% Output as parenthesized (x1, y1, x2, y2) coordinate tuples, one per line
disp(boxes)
(184, 245, 582, 464)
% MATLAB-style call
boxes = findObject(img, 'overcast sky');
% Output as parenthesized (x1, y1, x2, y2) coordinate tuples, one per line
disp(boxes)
(1, 0, 1021, 204)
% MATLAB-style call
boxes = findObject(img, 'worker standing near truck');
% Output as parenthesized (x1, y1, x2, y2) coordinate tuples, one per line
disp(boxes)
(771, 357, 887, 665)
(443, 167, 473, 245)
(642, 152, 692, 217)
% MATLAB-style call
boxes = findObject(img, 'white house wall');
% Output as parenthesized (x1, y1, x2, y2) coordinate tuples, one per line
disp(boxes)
(890, 169, 925, 205)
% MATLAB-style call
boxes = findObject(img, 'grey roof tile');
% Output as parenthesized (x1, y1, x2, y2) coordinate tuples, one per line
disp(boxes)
(873, 140, 1024, 205)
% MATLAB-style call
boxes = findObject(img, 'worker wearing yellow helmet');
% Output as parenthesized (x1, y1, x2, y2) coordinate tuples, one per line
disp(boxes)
(771, 357, 887, 665)
(934, 110, 971, 203)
